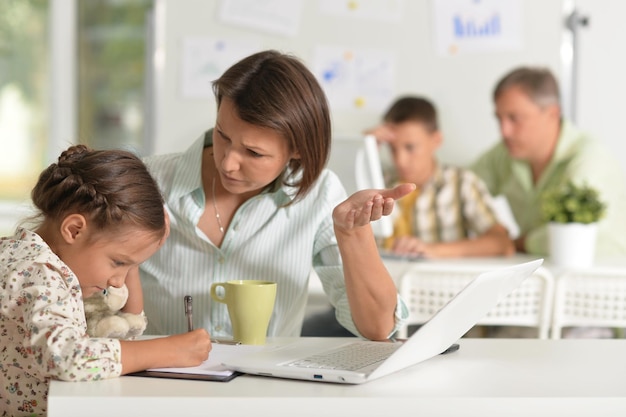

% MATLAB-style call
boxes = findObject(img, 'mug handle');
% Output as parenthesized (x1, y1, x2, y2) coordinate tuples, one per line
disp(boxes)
(210, 283, 227, 304)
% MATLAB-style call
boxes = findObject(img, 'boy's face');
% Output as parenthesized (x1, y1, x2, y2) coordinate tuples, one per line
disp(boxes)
(387, 121, 441, 187)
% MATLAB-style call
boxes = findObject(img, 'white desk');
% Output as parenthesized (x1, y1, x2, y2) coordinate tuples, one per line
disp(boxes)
(308, 255, 539, 297)
(48, 338, 626, 417)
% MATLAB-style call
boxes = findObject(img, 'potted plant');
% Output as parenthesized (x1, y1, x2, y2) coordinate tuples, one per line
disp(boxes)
(541, 181, 606, 268)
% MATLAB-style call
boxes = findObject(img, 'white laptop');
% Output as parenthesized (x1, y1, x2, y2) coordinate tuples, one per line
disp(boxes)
(223, 259, 543, 384)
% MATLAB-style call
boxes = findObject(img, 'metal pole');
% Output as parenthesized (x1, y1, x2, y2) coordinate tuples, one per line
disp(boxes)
(561, 0, 589, 123)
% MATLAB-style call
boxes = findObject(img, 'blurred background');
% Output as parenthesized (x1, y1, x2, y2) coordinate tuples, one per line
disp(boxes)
(1, 0, 624, 234)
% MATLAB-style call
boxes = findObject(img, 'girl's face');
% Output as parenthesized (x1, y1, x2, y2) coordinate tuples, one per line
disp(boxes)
(212, 98, 299, 197)
(62, 227, 163, 298)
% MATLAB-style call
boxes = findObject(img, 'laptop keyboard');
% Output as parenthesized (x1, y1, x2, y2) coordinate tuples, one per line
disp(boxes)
(284, 342, 399, 371)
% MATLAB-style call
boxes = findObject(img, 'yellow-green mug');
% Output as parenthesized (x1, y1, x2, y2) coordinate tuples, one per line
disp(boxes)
(210, 280, 277, 345)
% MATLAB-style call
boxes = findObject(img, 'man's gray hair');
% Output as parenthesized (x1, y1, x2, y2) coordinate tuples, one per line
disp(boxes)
(493, 67, 560, 108)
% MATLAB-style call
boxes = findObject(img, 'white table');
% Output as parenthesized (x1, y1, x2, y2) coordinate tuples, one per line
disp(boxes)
(48, 338, 626, 417)
(308, 255, 540, 299)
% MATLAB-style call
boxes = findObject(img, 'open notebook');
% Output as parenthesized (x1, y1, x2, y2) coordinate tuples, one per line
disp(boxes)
(129, 343, 265, 382)
(223, 259, 543, 384)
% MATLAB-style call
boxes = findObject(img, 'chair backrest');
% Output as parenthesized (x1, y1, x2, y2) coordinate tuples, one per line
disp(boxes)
(397, 263, 554, 339)
(551, 267, 626, 339)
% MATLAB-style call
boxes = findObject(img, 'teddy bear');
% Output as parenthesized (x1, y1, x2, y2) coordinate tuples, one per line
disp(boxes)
(83, 284, 147, 339)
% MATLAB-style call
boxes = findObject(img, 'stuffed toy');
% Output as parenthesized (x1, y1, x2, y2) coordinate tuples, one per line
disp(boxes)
(83, 284, 147, 339)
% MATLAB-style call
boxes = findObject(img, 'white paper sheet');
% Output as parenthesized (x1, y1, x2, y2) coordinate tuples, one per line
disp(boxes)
(148, 343, 265, 376)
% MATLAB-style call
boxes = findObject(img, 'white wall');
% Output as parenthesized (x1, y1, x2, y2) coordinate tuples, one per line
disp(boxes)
(0, 201, 34, 236)
(151, 0, 564, 167)
(575, 0, 626, 180)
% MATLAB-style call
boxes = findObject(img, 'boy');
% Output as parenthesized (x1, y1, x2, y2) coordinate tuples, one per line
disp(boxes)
(368, 96, 514, 258)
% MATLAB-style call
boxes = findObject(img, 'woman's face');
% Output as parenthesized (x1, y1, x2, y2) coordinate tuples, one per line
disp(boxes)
(212, 98, 298, 196)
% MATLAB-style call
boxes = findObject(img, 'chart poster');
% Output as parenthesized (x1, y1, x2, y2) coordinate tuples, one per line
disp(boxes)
(313, 46, 394, 112)
(432, 0, 523, 56)
(181, 37, 260, 99)
(219, 0, 304, 37)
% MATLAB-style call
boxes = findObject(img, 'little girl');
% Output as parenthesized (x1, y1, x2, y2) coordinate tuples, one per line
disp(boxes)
(0, 145, 212, 416)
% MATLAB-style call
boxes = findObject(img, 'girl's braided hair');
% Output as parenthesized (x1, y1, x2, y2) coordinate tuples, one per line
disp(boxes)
(31, 144, 165, 236)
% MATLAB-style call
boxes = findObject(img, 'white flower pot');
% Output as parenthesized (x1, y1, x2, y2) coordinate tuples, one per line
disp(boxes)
(548, 222, 598, 268)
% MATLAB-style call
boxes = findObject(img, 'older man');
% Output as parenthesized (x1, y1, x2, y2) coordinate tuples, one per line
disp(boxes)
(472, 67, 626, 256)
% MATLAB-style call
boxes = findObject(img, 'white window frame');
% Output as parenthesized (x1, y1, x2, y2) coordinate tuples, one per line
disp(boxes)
(50, 0, 77, 162)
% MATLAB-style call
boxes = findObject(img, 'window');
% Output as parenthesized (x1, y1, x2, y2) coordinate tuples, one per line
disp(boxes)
(77, 0, 152, 154)
(0, 0, 49, 202)
(0, 0, 153, 235)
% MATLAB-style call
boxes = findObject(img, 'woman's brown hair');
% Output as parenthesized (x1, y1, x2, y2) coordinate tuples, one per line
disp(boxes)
(212, 50, 331, 202)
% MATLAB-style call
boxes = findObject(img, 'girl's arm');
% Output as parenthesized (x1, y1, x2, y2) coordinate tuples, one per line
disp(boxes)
(119, 330, 212, 374)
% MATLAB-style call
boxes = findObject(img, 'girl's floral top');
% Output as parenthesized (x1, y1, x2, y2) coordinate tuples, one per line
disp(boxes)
(1, 228, 122, 417)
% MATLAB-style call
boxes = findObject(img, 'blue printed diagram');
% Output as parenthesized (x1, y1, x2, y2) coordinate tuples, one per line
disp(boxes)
(433, 0, 522, 56)
(313, 47, 393, 111)
(453, 13, 501, 38)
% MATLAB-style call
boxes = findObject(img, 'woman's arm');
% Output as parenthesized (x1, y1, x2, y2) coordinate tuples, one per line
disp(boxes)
(121, 266, 143, 314)
(123, 207, 170, 314)
(332, 183, 415, 341)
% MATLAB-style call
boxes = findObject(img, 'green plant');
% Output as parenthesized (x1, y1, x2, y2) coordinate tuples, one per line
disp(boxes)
(541, 181, 606, 224)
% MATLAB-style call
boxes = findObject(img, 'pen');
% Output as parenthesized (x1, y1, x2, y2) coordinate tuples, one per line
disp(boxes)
(183, 295, 240, 345)
(184, 295, 193, 332)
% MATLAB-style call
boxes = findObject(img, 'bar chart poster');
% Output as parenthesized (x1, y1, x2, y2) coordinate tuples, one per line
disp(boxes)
(432, 0, 523, 56)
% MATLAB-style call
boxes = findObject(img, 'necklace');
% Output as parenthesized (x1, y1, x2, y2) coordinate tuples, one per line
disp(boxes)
(211, 176, 225, 234)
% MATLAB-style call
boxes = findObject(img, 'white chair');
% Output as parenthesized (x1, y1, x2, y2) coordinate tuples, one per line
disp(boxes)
(551, 267, 626, 339)
(397, 263, 554, 339)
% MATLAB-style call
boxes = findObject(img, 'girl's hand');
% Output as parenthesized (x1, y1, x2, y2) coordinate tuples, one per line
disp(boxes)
(166, 329, 213, 367)
(332, 183, 415, 232)
(120, 329, 212, 374)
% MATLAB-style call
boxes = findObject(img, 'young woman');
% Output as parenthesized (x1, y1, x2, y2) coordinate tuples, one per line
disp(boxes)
(0, 145, 211, 416)
(139, 50, 414, 341)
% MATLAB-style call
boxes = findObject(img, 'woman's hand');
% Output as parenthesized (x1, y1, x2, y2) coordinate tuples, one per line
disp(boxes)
(332, 183, 416, 233)
(332, 183, 415, 340)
